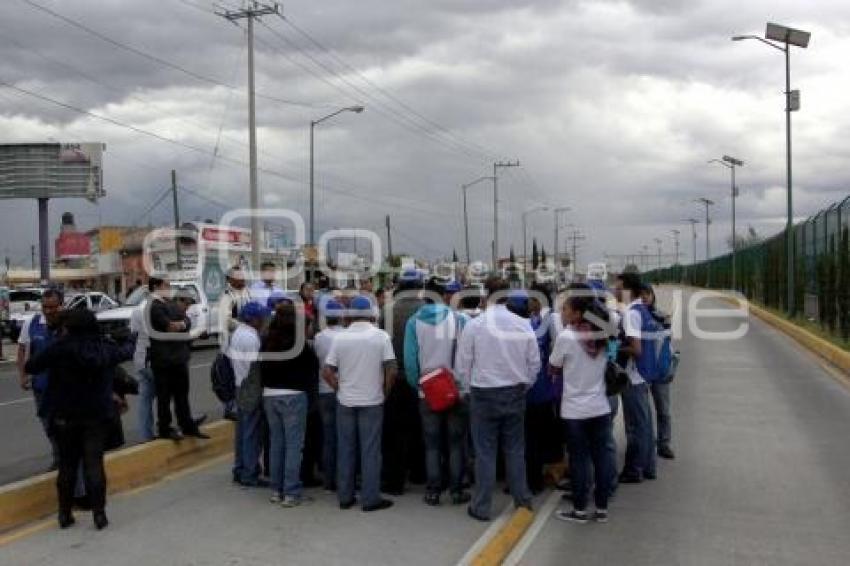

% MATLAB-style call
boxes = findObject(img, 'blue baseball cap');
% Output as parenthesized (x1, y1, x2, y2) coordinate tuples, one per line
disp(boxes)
(239, 301, 271, 321)
(506, 289, 529, 312)
(398, 268, 422, 283)
(348, 295, 374, 317)
(266, 290, 291, 309)
(444, 280, 462, 293)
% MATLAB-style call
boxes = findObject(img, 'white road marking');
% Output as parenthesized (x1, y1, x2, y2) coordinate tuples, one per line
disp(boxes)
(455, 500, 515, 566)
(0, 397, 30, 408)
(502, 490, 561, 566)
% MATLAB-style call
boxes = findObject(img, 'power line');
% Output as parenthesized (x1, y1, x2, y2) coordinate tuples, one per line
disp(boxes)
(19, 0, 320, 108)
(280, 14, 501, 161)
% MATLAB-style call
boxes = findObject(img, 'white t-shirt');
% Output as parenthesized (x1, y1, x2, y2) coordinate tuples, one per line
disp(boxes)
(226, 323, 261, 387)
(129, 301, 150, 371)
(313, 325, 343, 395)
(550, 328, 611, 420)
(621, 300, 645, 386)
(325, 321, 395, 407)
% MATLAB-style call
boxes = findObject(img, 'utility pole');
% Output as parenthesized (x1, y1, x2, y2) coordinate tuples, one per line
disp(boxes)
(553, 207, 571, 284)
(671, 229, 681, 265)
(385, 215, 393, 260)
(31, 244, 36, 270)
(566, 229, 586, 276)
(493, 160, 520, 268)
(171, 169, 182, 271)
(683, 218, 700, 265)
(218, 2, 280, 274)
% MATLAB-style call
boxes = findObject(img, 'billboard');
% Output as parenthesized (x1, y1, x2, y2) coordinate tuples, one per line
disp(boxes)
(0, 142, 105, 200)
(55, 232, 91, 259)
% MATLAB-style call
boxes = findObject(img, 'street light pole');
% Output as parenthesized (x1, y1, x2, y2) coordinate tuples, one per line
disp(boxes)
(461, 176, 495, 264)
(493, 160, 520, 268)
(671, 229, 681, 265)
(654, 237, 663, 269)
(710, 155, 744, 289)
(696, 198, 715, 285)
(733, 22, 810, 312)
(309, 105, 365, 246)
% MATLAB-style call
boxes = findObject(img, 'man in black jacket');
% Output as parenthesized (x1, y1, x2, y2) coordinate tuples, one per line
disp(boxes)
(146, 277, 208, 441)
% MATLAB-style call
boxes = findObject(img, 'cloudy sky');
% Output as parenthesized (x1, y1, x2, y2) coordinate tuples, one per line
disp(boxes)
(1, 0, 849, 272)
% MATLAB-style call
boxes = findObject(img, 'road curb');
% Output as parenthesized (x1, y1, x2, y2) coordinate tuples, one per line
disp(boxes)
(0, 420, 234, 533)
(470, 506, 535, 566)
(720, 294, 850, 379)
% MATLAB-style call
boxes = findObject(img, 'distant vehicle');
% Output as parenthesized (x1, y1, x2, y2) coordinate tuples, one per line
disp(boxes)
(65, 291, 120, 313)
(97, 280, 220, 343)
(0, 287, 9, 338)
(7, 288, 44, 342)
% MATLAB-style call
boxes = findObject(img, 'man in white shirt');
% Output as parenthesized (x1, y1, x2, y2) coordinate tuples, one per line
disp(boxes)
(312, 299, 345, 491)
(613, 272, 656, 483)
(323, 296, 397, 512)
(129, 296, 155, 441)
(228, 301, 270, 487)
(455, 278, 541, 521)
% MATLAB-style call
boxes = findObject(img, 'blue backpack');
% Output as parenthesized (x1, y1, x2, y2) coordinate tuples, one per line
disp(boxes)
(632, 304, 674, 383)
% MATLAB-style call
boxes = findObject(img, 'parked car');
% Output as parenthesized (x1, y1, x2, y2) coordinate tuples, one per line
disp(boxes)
(7, 288, 44, 342)
(65, 291, 120, 313)
(96, 281, 220, 343)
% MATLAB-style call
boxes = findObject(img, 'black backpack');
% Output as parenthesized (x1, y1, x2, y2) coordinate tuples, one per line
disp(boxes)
(210, 352, 237, 403)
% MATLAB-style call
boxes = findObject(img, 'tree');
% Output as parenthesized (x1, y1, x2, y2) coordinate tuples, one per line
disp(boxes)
(452, 248, 459, 263)
(532, 238, 539, 269)
(727, 225, 764, 251)
(623, 263, 641, 274)
(509, 246, 516, 264)
(540, 246, 547, 266)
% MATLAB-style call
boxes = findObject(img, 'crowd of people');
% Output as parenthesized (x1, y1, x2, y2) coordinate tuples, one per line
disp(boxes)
(15, 264, 676, 530)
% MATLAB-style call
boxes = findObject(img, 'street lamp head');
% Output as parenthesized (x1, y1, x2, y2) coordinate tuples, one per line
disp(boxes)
(731, 35, 755, 41)
(722, 155, 744, 167)
(766, 22, 811, 48)
(348, 105, 366, 113)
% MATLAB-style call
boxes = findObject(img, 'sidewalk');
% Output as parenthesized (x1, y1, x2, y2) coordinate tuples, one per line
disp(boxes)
(0, 458, 512, 566)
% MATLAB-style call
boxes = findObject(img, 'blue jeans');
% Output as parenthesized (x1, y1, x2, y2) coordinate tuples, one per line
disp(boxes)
(264, 393, 308, 498)
(621, 382, 656, 478)
(137, 367, 156, 442)
(336, 403, 383, 509)
(318, 393, 337, 490)
(420, 398, 468, 495)
(564, 414, 614, 511)
(233, 402, 263, 485)
(650, 382, 672, 450)
(470, 385, 532, 519)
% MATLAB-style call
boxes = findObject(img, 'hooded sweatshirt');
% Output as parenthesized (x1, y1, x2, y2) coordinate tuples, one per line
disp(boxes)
(403, 303, 467, 394)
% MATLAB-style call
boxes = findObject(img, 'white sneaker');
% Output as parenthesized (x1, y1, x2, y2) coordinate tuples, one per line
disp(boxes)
(269, 493, 283, 504)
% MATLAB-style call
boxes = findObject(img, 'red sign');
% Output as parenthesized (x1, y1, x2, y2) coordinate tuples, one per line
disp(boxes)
(55, 232, 91, 258)
(201, 227, 251, 247)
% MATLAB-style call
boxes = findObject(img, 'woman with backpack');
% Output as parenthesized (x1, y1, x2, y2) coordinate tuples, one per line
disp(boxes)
(24, 309, 134, 530)
(641, 284, 675, 460)
(549, 284, 616, 524)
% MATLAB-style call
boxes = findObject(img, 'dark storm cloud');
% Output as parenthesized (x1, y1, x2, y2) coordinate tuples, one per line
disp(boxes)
(1, 0, 850, 267)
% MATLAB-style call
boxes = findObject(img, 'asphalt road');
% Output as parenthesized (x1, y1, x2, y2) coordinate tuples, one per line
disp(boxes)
(510, 290, 850, 565)
(0, 345, 222, 486)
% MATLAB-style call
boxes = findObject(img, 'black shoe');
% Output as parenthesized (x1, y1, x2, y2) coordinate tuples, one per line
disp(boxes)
(362, 499, 394, 512)
(451, 491, 471, 505)
(467, 506, 490, 522)
(423, 492, 441, 506)
(643, 472, 657, 481)
(160, 429, 183, 441)
(555, 509, 588, 524)
(339, 499, 357, 510)
(58, 510, 75, 529)
(93, 510, 109, 530)
(618, 473, 643, 484)
(657, 446, 675, 460)
(193, 414, 208, 428)
(185, 430, 210, 439)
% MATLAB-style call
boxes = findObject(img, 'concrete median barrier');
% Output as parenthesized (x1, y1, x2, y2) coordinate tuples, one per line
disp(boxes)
(0, 420, 234, 533)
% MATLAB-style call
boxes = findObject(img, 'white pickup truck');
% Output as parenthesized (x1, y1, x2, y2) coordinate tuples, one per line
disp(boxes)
(96, 281, 222, 343)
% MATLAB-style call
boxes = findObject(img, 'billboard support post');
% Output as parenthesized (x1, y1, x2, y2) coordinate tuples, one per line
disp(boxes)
(38, 198, 49, 284)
